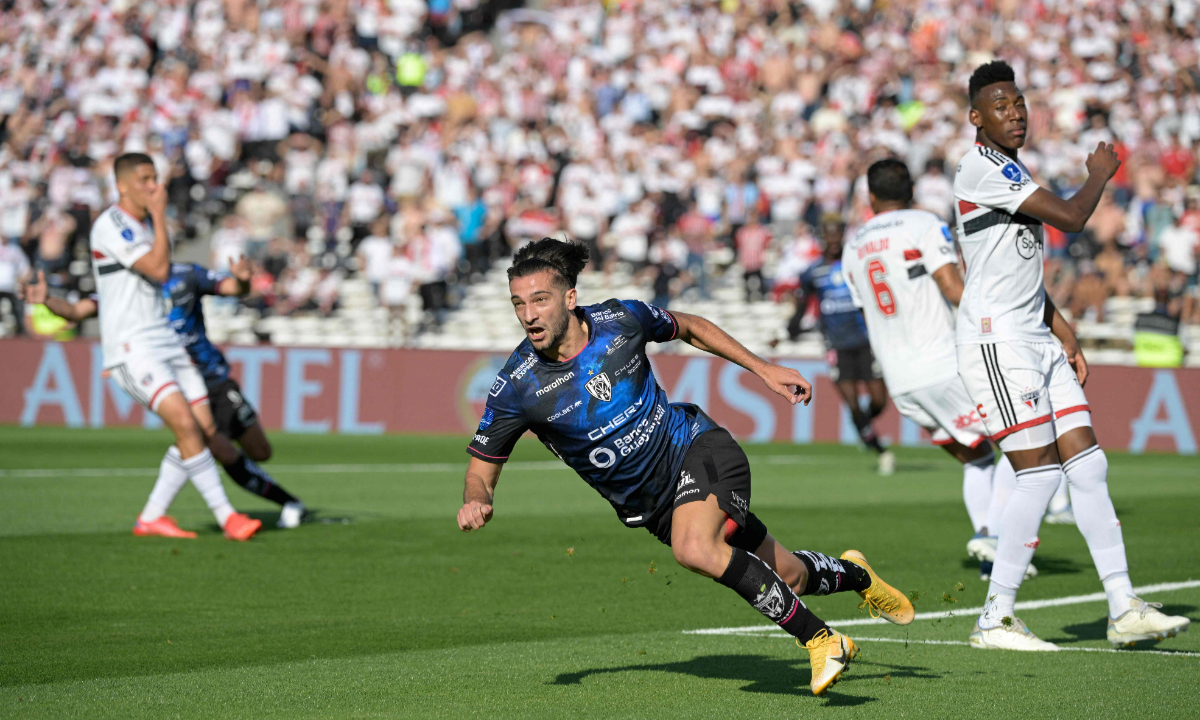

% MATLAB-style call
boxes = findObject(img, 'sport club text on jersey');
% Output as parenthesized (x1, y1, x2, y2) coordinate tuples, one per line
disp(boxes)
(799, 259, 870, 350)
(163, 263, 233, 388)
(841, 208, 959, 394)
(89, 205, 180, 367)
(466, 299, 716, 525)
(953, 145, 1050, 346)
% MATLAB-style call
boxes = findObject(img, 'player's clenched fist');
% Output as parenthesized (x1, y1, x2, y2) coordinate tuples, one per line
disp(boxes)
(1086, 142, 1120, 180)
(457, 501, 493, 532)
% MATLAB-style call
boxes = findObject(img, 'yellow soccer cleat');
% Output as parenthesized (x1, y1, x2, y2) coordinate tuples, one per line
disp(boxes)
(840, 550, 915, 625)
(801, 628, 858, 696)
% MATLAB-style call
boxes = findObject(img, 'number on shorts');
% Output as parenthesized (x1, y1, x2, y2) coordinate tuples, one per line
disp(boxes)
(867, 259, 896, 317)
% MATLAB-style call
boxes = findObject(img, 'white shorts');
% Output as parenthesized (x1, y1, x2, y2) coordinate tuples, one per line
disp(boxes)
(957, 340, 1092, 452)
(108, 347, 208, 413)
(892, 375, 988, 449)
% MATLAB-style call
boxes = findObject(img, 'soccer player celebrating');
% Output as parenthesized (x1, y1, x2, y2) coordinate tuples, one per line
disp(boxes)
(794, 219, 895, 475)
(841, 158, 1032, 582)
(457, 238, 915, 695)
(22, 260, 308, 528)
(86, 152, 261, 541)
(953, 62, 1188, 649)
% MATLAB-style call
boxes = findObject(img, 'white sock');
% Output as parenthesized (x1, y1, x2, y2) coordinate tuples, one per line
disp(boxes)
(984, 454, 1016, 536)
(1062, 446, 1132, 616)
(963, 454, 995, 534)
(991, 464, 1060, 596)
(1048, 474, 1071, 513)
(978, 583, 1017, 629)
(140, 446, 189, 522)
(182, 448, 236, 527)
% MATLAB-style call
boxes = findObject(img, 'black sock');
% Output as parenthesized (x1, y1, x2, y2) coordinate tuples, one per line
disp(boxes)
(793, 551, 871, 596)
(222, 455, 299, 507)
(865, 401, 886, 422)
(716, 548, 828, 643)
(850, 409, 886, 454)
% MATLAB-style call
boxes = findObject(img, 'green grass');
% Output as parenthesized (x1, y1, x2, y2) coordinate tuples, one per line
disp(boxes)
(1, 426, 1197, 718)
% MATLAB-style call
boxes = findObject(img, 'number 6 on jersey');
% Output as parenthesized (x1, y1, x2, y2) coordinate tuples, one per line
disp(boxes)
(867, 259, 896, 317)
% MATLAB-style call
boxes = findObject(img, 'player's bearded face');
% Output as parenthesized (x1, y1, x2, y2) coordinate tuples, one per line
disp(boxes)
(511, 272, 575, 351)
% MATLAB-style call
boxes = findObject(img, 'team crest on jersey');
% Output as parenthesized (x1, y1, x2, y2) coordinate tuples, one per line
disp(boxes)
(585, 372, 612, 402)
(1001, 163, 1023, 182)
(121, 228, 135, 242)
(1020, 388, 1041, 410)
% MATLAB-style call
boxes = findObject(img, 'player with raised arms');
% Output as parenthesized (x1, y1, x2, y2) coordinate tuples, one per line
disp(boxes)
(456, 238, 915, 695)
(87, 152, 260, 541)
(841, 158, 1031, 581)
(954, 61, 1188, 650)
(22, 259, 308, 528)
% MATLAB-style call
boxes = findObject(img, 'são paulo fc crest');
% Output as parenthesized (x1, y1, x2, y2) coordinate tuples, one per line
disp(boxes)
(585, 372, 613, 402)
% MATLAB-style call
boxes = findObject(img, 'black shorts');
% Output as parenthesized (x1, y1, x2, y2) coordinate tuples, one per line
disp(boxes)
(831, 345, 882, 382)
(645, 428, 769, 552)
(209, 378, 259, 439)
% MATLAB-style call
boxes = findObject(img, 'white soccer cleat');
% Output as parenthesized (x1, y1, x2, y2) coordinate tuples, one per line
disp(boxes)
(1044, 507, 1076, 525)
(277, 501, 308, 529)
(1107, 598, 1191, 647)
(969, 618, 1059, 651)
(966, 535, 1037, 579)
(877, 450, 896, 477)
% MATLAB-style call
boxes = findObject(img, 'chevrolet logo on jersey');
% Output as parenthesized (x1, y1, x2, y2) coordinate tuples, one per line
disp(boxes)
(585, 372, 613, 402)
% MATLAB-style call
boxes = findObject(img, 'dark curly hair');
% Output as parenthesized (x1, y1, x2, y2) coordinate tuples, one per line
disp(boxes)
(968, 60, 1016, 105)
(507, 237, 590, 290)
(867, 158, 913, 203)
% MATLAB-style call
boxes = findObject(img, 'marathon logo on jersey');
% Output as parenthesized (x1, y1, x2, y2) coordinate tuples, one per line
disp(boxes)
(478, 408, 495, 430)
(981, 318, 992, 334)
(606, 335, 628, 355)
(585, 372, 613, 401)
(489, 376, 508, 397)
(679, 470, 696, 488)
(1020, 388, 1042, 410)
(590, 309, 626, 324)
(535, 371, 574, 397)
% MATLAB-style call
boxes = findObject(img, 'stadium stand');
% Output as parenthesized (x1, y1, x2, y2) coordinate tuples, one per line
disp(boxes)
(1, 0, 1198, 365)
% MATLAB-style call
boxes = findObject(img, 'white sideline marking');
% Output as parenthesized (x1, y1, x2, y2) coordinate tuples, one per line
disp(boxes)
(709, 633, 1200, 658)
(684, 579, 1200, 634)
(0, 454, 829, 479)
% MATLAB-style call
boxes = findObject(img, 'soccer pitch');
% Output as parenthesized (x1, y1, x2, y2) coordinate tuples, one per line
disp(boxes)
(1, 426, 1197, 718)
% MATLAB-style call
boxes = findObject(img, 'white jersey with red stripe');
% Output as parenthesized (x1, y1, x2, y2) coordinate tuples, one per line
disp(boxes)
(89, 204, 180, 368)
(841, 208, 959, 394)
(953, 144, 1049, 346)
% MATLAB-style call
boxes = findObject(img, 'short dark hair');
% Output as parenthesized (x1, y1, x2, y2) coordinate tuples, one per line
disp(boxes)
(508, 237, 590, 290)
(867, 158, 913, 203)
(968, 60, 1016, 104)
(113, 152, 155, 179)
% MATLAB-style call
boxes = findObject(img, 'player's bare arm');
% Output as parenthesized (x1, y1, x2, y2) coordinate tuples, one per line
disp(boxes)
(20, 269, 97, 322)
(931, 264, 964, 306)
(216, 255, 253, 296)
(458, 457, 501, 532)
(672, 311, 812, 405)
(1015, 144, 1120, 233)
(127, 177, 172, 283)
(1043, 295, 1088, 386)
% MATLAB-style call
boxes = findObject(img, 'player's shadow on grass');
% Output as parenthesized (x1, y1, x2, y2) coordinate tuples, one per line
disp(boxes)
(1057, 604, 1197, 646)
(551, 653, 940, 701)
(958, 554, 1082, 576)
(207, 509, 350, 534)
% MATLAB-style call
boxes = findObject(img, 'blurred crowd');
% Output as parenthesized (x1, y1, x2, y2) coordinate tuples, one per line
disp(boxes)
(2, 0, 1199, 340)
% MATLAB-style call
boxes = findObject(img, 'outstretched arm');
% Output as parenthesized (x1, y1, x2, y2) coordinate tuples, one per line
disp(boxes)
(457, 457, 503, 532)
(672, 311, 812, 405)
(1016, 143, 1120, 233)
(20, 270, 98, 322)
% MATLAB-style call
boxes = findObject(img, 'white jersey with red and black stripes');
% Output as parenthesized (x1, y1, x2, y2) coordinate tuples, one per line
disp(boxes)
(952, 144, 1049, 347)
(89, 204, 180, 368)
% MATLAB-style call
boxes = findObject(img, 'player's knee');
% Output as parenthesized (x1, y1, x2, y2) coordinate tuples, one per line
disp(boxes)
(671, 534, 723, 576)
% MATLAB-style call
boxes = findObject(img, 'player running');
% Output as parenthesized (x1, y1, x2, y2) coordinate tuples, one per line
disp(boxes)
(84, 152, 261, 541)
(456, 238, 915, 696)
(954, 61, 1188, 650)
(22, 261, 308, 528)
(841, 158, 1034, 582)
(793, 219, 895, 475)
